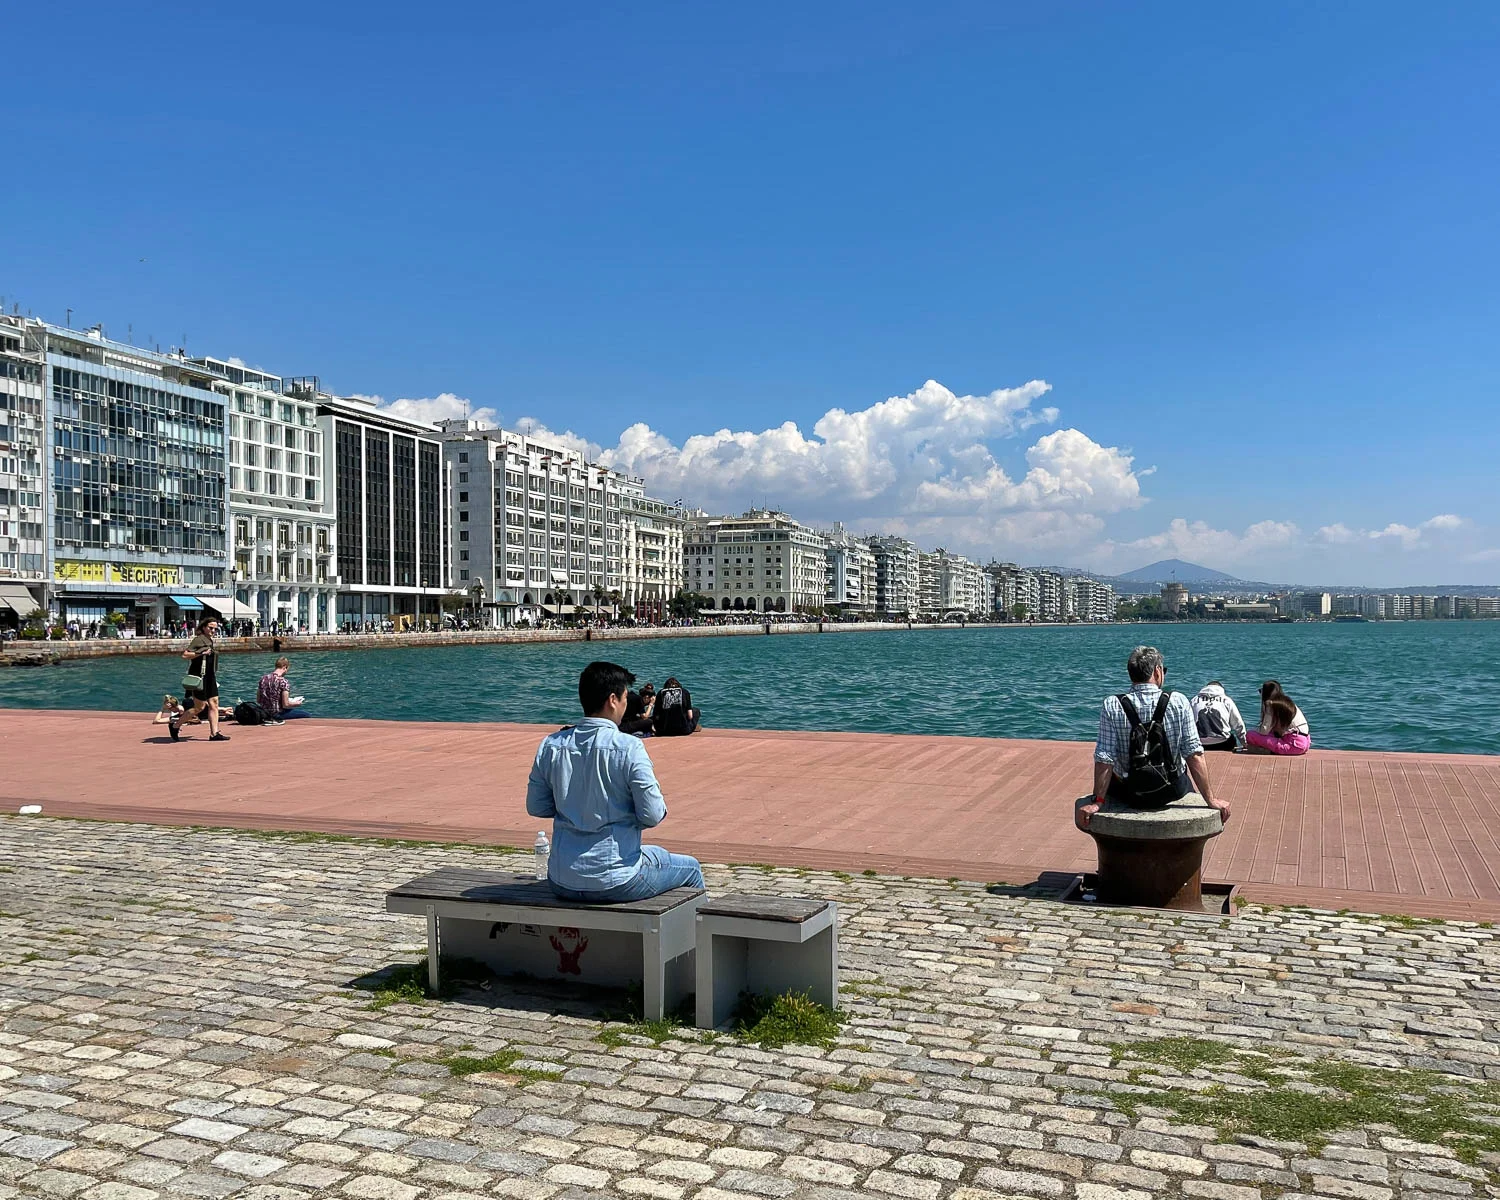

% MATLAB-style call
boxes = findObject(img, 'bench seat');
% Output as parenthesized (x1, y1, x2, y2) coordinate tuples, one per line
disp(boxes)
(385, 868, 705, 1020)
(694, 893, 838, 1029)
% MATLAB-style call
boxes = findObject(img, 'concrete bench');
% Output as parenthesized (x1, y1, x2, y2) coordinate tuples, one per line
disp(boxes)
(694, 894, 838, 1029)
(385, 868, 704, 1020)
(1075, 793, 1224, 910)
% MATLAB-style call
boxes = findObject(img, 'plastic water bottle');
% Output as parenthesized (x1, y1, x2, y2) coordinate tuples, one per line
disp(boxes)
(533, 831, 550, 881)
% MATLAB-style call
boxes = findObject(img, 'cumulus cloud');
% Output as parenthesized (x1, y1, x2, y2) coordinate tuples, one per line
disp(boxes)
(1107, 518, 1302, 567)
(351, 392, 499, 427)
(1317, 514, 1467, 550)
(517, 379, 1140, 553)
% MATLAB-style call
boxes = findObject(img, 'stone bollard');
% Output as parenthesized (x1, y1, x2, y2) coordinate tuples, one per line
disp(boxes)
(1075, 793, 1223, 910)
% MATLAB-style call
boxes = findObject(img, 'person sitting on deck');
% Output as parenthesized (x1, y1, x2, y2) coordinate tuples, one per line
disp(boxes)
(1191, 681, 1247, 752)
(256, 656, 307, 724)
(653, 676, 700, 737)
(1244, 679, 1311, 756)
(619, 681, 656, 737)
(526, 660, 704, 903)
(1077, 645, 1230, 830)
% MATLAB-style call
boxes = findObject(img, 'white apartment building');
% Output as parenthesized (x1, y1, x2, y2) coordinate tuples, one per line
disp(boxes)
(437, 421, 640, 625)
(196, 359, 337, 632)
(920, 548, 988, 617)
(620, 493, 685, 619)
(823, 524, 875, 615)
(0, 315, 46, 623)
(869, 534, 920, 617)
(1064, 576, 1116, 622)
(685, 509, 828, 614)
(1037, 569, 1064, 622)
(322, 396, 450, 628)
(1014, 568, 1041, 619)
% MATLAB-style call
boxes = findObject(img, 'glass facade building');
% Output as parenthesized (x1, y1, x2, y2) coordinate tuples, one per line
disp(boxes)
(319, 396, 449, 628)
(40, 325, 227, 629)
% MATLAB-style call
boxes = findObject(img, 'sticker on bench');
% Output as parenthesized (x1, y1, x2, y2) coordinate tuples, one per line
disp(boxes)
(549, 927, 589, 975)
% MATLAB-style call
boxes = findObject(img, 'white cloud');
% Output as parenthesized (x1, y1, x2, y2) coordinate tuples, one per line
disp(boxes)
(534, 379, 1143, 552)
(351, 392, 498, 428)
(1107, 518, 1302, 568)
(1318, 513, 1468, 550)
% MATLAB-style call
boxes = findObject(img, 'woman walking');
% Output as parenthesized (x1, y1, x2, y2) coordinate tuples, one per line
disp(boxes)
(181, 616, 230, 741)
(1244, 680, 1309, 755)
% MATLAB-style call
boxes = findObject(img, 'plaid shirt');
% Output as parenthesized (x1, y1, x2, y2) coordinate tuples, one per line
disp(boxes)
(1095, 683, 1203, 777)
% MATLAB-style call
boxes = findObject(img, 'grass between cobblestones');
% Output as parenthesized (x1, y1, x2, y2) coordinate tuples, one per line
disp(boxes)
(1112, 1036, 1500, 1170)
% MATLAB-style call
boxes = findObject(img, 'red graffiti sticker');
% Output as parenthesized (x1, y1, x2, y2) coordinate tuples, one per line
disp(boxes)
(549, 927, 589, 975)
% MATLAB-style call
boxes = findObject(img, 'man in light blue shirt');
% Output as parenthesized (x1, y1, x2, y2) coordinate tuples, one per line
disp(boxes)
(527, 661, 704, 902)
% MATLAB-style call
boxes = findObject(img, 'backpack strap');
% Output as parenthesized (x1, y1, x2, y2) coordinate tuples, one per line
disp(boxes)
(1116, 694, 1143, 729)
(1150, 690, 1172, 727)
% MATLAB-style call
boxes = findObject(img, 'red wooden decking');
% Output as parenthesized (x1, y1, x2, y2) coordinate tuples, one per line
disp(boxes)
(3, 710, 1498, 920)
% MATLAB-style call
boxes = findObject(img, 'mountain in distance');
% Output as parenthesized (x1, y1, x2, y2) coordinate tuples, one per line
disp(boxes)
(1116, 559, 1241, 585)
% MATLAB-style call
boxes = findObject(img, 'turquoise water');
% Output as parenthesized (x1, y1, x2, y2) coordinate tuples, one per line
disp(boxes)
(1, 622, 1496, 754)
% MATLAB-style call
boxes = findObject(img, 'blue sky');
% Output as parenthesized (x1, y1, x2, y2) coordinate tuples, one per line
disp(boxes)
(5, 2, 1498, 585)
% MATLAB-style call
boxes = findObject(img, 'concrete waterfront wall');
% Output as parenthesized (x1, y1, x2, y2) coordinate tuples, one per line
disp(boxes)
(1, 618, 987, 666)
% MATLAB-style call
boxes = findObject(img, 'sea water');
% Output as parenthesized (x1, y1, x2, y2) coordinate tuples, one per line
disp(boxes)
(0, 621, 1496, 755)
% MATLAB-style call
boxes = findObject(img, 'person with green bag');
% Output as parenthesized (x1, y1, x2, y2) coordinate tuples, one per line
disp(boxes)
(181, 617, 230, 741)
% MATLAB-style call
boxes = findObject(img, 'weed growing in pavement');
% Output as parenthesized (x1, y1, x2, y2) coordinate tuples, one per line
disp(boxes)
(733, 990, 845, 1049)
(438, 1048, 563, 1083)
(356, 956, 494, 1010)
(1110, 1037, 1500, 1165)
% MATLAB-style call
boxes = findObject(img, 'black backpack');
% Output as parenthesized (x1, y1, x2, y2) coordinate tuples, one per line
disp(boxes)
(234, 701, 266, 726)
(1117, 691, 1182, 806)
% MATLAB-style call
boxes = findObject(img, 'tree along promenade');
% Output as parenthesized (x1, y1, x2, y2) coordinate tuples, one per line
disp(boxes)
(0, 618, 1046, 665)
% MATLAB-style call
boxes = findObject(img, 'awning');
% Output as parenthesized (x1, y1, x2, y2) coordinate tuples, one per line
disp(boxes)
(0, 584, 38, 616)
(169, 595, 204, 609)
(204, 597, 259, 621)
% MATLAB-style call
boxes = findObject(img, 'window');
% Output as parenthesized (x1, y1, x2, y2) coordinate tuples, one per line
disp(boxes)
(459, 491, 468, 502)
(459, 472, 468, 483)
(459, 452, 469, 463)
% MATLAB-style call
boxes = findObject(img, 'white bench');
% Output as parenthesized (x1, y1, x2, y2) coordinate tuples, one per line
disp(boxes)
(694, 894, 838, 1029)
(385, 868, 704, 1020)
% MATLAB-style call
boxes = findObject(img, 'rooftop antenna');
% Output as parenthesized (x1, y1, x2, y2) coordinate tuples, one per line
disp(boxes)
(66, 308, 73, 328)
(127, 323, 134, 345)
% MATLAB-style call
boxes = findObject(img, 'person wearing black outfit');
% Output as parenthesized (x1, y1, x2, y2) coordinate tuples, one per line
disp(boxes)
(653, 677, 700, 737)
(619, 682, 656, 736)
(182, 616, 230, 741)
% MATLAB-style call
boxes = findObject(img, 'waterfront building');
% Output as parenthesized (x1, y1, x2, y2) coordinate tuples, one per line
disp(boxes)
(620, 493, 685, 619)
(1064, 576, 1116, 622)
(1014, 568, 1041, 619)
(191, 359, 337, 632)
(322, 396, 450, 628)
(1037, 569, 1064, 622)
(823, 524, 876, 616)
(685, 509, 828, 613)
(1160, 581, 1189, 615)
(985, 561, 1019, 617)
(869, 534, 920, 617)
(38, 323, 228, 630)
(435, 420, 640, 626)
(1298, 591, 1332, 617)
(0, 315, 46, 622)
(918, 548, 987, 617)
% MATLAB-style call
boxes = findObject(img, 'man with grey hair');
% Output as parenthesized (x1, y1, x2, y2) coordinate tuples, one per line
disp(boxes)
(1077, 645, 1229, 830)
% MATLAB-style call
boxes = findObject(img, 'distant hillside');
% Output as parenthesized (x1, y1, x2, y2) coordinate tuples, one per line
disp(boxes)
(1117, 558, 1239, 585)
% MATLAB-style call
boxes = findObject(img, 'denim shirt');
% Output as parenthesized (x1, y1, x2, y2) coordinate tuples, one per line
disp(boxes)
(525, 718, 667, 891)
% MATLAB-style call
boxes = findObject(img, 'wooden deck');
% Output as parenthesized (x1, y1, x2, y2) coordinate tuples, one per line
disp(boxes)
(3, 710, 1498, 920)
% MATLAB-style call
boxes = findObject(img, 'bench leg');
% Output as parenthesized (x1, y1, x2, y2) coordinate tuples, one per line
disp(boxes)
(642, 927, 666, 1022)
(425, 905, 440, 994)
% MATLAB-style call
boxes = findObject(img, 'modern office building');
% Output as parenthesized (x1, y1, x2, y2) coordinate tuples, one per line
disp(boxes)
(823, 524, 875, 616)
(0, 315, 46, 624)
(684, 509, 829, 613)
(868, 534, 920, 617)
(38, 323, 229, 629)
(321, 395, 450, 628)
(436, 420, 642, 625)
(191, 359, 338, 632)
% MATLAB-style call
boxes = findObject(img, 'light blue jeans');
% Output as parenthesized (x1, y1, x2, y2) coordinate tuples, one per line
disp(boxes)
(550, 845, 704, 904)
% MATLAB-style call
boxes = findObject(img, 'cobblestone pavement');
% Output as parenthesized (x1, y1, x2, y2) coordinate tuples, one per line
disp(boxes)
(2, 817, 1498, 1200)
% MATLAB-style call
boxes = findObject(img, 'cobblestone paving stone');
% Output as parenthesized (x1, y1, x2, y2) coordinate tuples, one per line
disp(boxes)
(2, 816, 1498, 1200)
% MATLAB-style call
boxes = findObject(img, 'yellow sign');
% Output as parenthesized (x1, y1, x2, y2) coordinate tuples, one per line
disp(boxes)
(54, 560, 182, 587)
